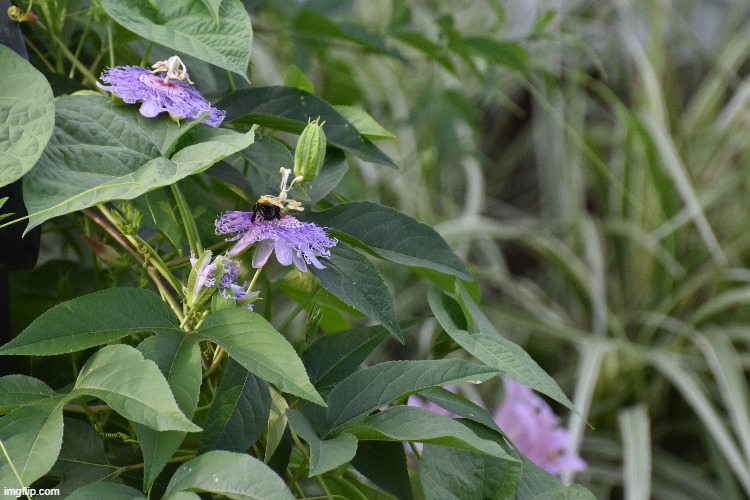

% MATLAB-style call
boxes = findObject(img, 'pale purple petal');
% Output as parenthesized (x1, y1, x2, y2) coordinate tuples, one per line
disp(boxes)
(252, 239, 274, 268)
(292, 251, 308, 272)
(495, 378, 587, 475)
(98, 65, 224, 127)
(216, 211, 337, 271)
(274, 241, 295, 266)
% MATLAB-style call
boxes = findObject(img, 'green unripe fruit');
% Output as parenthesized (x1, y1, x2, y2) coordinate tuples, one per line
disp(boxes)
(294, 117, 326, 182)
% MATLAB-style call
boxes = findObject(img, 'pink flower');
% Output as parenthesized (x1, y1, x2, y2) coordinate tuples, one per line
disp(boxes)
(494, 378, 587, 475)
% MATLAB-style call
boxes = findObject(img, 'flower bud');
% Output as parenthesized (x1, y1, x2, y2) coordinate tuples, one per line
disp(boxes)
(186, 250, 221, 310)
(112, 201, 142, 235)
(294, 118, 326, 182)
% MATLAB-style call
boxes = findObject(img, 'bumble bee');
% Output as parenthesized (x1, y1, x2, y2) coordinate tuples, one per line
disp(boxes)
(251, 197, 282, 222)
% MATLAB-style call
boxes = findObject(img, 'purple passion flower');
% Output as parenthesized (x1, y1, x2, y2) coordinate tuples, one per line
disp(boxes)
(97, 66, 225, 127)
(494, 378, 587, 475)
(188, 252, 257, 310)
(215, 212, 337, 272)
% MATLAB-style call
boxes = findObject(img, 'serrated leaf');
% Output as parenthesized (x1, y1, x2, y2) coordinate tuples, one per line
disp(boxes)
(304, 202, 471, 280)
(163, 450, 295, 500)
(0, 375, 55, 413)
(324, 359, 499, 433)
(220, 86, 397, 167)
(22, 94, 254, 232)
(0, 396, 65, 490)
(196, 308, 325, 406)
(333, 106, 395, 140)
(303, 324, 390, 391)
(69, 344, 201, 432)
(265, 389, 290, 465)
(50, 419, 121, 497)
(287, 409, 358, 476)
(310, 243, 402, 342)
(430, 288, 576, 413)
(0, 46, 54, 189)
(421, 442, 521, 500)
(67, 483, 147, 500)
(0, 288, 179, 355)
(101, 0, 252, 77)
(338, 406, 515, 460)
(135, 331, 202, 488)
(198, 358, 271, 453)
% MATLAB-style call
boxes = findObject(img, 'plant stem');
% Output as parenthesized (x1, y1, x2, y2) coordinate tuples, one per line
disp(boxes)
(171, 184, 204, 256)
(202, 347, 225, 378)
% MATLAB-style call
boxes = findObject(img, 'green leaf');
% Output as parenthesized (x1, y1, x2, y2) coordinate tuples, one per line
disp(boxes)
(287, 409, 358, 476)
(462, 37, 529, 73)
(0, 396, 65, 489)
(304, 202, 471, 280)
(67, 483, 147, 500)
(0, 288, 179, 356)
(351, 441, 413, 500)
(134, 188, 184, 249)
(294, 9, 403, 59)
(419, 387, 503, 434)
(514, 457, 596, 500)
(220, 86, 397, 167)
(324, 359, 499, 433)
(420, 442, 521, 500)
(310, 243, 402, 342)
(135, 331, 202, 488)
(284, 64, 315, 93)
(303, 324, 390, 391)
(393, 31, 456, 74)
(22, 94, 254, 232)
(69, 345, 201, 432)
(198, 358, 271, 453)
(0, 375, 55, 413)
(338, 406, 515, 459)
(101, 0, 253, 77)
(199, 0, 222, 24)
(196, 308, 325, 406)
(333, 106, 395, 140)
(430, 288, 576, 413)
(163, 450, 296, 500)
(0, 46, 54, 188)
(50, 419, 121, 497)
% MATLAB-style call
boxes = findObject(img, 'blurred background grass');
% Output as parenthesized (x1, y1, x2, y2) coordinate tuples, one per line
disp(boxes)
(251, 0, 750, 497)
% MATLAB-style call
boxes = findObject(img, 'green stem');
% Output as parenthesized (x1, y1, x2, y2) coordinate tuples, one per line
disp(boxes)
(225, 69, 236, 91)
(49, 31, 100, 86)
(140, 42, 154, 66)
(0, 438, 26, 489)
(90, 206, 185, 323)
(106, 24, 115, 68)
(171, 184, 204, 256)
(69, 9, 94, 79)
(133, 234, 184, 298)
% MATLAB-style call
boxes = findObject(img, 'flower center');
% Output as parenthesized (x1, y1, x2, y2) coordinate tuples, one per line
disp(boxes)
(139, 74, 186, 95)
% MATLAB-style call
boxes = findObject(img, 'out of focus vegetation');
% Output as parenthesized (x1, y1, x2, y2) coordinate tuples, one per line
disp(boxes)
(251, 1, 750, 498)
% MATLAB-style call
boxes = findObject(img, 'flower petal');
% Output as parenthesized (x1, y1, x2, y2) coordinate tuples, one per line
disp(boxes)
(252, 239, 274, 268)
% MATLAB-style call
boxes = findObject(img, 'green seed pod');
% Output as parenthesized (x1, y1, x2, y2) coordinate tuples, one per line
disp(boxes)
(294, 117, 326, 182)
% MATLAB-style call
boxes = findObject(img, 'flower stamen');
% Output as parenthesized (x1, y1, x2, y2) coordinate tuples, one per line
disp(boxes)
(151, 55, 194, 85)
